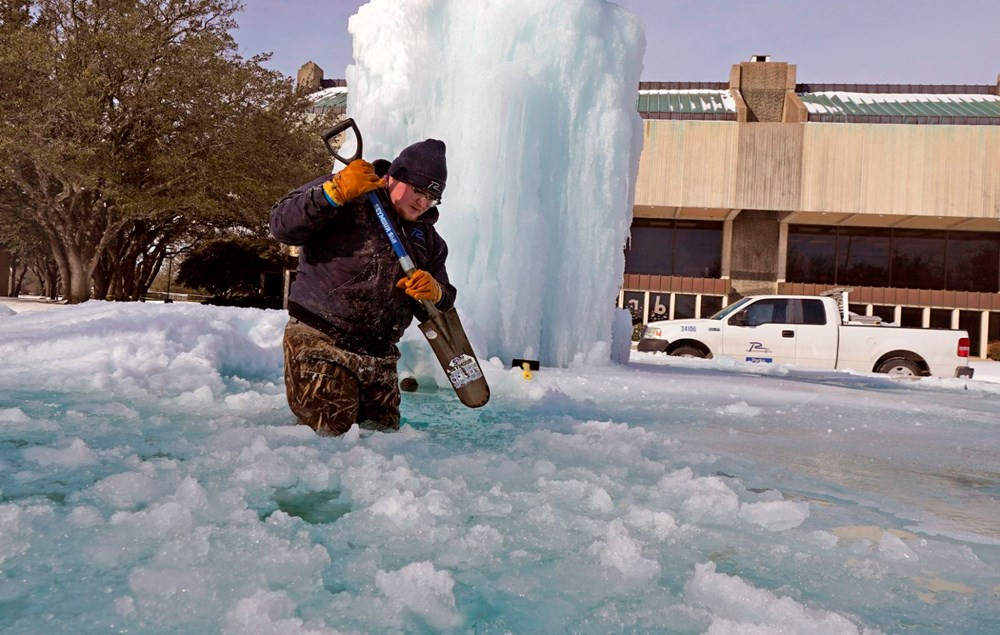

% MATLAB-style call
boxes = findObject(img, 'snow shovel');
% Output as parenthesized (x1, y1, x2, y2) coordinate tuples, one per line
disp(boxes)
(322, 119, 490, 408)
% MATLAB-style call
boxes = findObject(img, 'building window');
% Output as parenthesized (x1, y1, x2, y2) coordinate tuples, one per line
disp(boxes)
(891, 229, 945, 289)
(673, 221, 722, 278)
(929, 309, 952, 329)
(674, 294, 696, 319)
(989, 312, 1000, 350)
(701, 295, 724, 317)
(787, 225, 1000, 293)
(838, 227, 890, 287)
(959, 310, 982, 349)
(624, 222, 673, 275)
(946, 232, 1000, 293)
(786, 225, 836, 283)
(900, 307, 924, 328)
(625, 220, 721, 278)
(872, 305, 895, 323)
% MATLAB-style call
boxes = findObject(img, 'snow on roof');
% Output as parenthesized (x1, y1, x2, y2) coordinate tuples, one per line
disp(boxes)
(800, 91, 1000, 118)
(308, 86, 348, 103)
(638, 89, 736, 114)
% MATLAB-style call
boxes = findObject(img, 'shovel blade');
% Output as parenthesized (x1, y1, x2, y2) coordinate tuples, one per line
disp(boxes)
(418, 308, 490, 408)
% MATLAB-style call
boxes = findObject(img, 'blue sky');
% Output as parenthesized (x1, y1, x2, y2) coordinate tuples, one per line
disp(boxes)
(232, 0, 1000, 84)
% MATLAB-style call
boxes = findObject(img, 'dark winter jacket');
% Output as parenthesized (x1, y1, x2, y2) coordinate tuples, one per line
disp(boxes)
(269, 167, 456, 357)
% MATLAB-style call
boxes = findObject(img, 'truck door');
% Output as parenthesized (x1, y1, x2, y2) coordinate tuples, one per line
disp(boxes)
(792, 298, 838, 369)
(722, 298, 796, 365)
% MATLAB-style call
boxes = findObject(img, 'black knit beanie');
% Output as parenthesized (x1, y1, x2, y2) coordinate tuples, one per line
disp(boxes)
(388, 139, 447, 198)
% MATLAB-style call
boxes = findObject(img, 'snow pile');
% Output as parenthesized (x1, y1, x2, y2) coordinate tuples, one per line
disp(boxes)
(686, 562, 877, 635)
(0, 300, 286, 408)
(1, 302, 998, 632)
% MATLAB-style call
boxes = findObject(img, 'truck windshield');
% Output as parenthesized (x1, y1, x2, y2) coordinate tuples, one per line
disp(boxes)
(708, 297, 753, 320)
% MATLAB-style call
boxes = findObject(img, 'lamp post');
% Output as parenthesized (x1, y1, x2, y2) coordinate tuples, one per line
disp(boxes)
(164, 256, 174, 304)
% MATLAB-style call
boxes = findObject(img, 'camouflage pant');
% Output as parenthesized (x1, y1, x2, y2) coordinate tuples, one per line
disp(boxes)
(282, 319, 401, 436)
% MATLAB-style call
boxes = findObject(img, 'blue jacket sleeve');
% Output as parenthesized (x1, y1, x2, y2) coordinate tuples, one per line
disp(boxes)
(269, 175, 341, 246)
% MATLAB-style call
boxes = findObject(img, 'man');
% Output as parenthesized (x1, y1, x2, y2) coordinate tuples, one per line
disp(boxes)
(270, 139, 455, 435)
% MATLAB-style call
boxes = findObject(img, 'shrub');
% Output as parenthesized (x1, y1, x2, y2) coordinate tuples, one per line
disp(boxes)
(177, 237, 284, 298)
(988, 340, 1000, 361)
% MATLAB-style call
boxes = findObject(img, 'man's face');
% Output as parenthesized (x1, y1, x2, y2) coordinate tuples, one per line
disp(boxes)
(388, 177, 439, 222)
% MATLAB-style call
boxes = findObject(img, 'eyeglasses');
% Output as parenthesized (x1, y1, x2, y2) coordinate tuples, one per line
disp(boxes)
(409, 184, 441, 206)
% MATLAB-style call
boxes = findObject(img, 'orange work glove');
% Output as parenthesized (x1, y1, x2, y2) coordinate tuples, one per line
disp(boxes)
(322, 160, 385, 206)
(396, 269, 442, 303)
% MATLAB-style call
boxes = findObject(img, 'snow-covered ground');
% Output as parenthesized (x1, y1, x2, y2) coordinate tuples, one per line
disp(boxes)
(1, 299, 998, 633)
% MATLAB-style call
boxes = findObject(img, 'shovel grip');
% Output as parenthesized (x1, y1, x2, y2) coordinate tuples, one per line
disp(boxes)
(322, 119, 363, 166)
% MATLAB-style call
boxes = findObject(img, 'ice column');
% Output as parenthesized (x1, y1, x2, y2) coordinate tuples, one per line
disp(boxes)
(347, 0, 645, 367)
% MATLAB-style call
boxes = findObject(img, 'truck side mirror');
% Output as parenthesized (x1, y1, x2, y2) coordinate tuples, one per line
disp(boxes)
(729, 311, 748, 327)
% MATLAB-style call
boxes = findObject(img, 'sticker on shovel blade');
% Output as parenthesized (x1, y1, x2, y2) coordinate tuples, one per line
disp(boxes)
(448, 354, 483, 388)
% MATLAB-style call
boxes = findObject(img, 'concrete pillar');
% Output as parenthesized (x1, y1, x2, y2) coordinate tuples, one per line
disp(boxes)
(729, 210, 781, 297)
(729, 58, 797, 123)
(980, 310, 990, 359)
(777, 221, 789, 282)
(296, 61, 324, 92)
(720, 209, 741, 280)
(721, 221, 733, 279)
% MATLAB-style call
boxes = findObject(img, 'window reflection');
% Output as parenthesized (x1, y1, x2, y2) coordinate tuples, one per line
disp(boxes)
(624, 223, 672, 275)
(701, 295, 724, 317)
(947, 232, 1000, 292)
(786, 226, 836, 283)
(674, 294, 696, 319)
(891, 230, 945, 289)
(674, 222, 722, 278)
(838, 228, 890, 287)
(787, 225, 1000, 293)
(625, 220, 721, 278)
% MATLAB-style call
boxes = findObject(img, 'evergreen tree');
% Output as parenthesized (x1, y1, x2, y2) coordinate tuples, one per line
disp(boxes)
(0, 0, 334, 302)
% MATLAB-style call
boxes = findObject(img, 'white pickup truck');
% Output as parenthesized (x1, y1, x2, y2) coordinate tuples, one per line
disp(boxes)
(637, 292, 974, 378)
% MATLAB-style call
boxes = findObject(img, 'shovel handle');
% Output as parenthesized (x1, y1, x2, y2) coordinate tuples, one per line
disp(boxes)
(365, 189, 416, 274)
(320, 119, 440, 316)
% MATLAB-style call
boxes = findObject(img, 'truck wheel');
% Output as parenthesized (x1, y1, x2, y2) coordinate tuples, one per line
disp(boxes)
(876, 357, 921, 377)
(671, 345, 707, 359)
